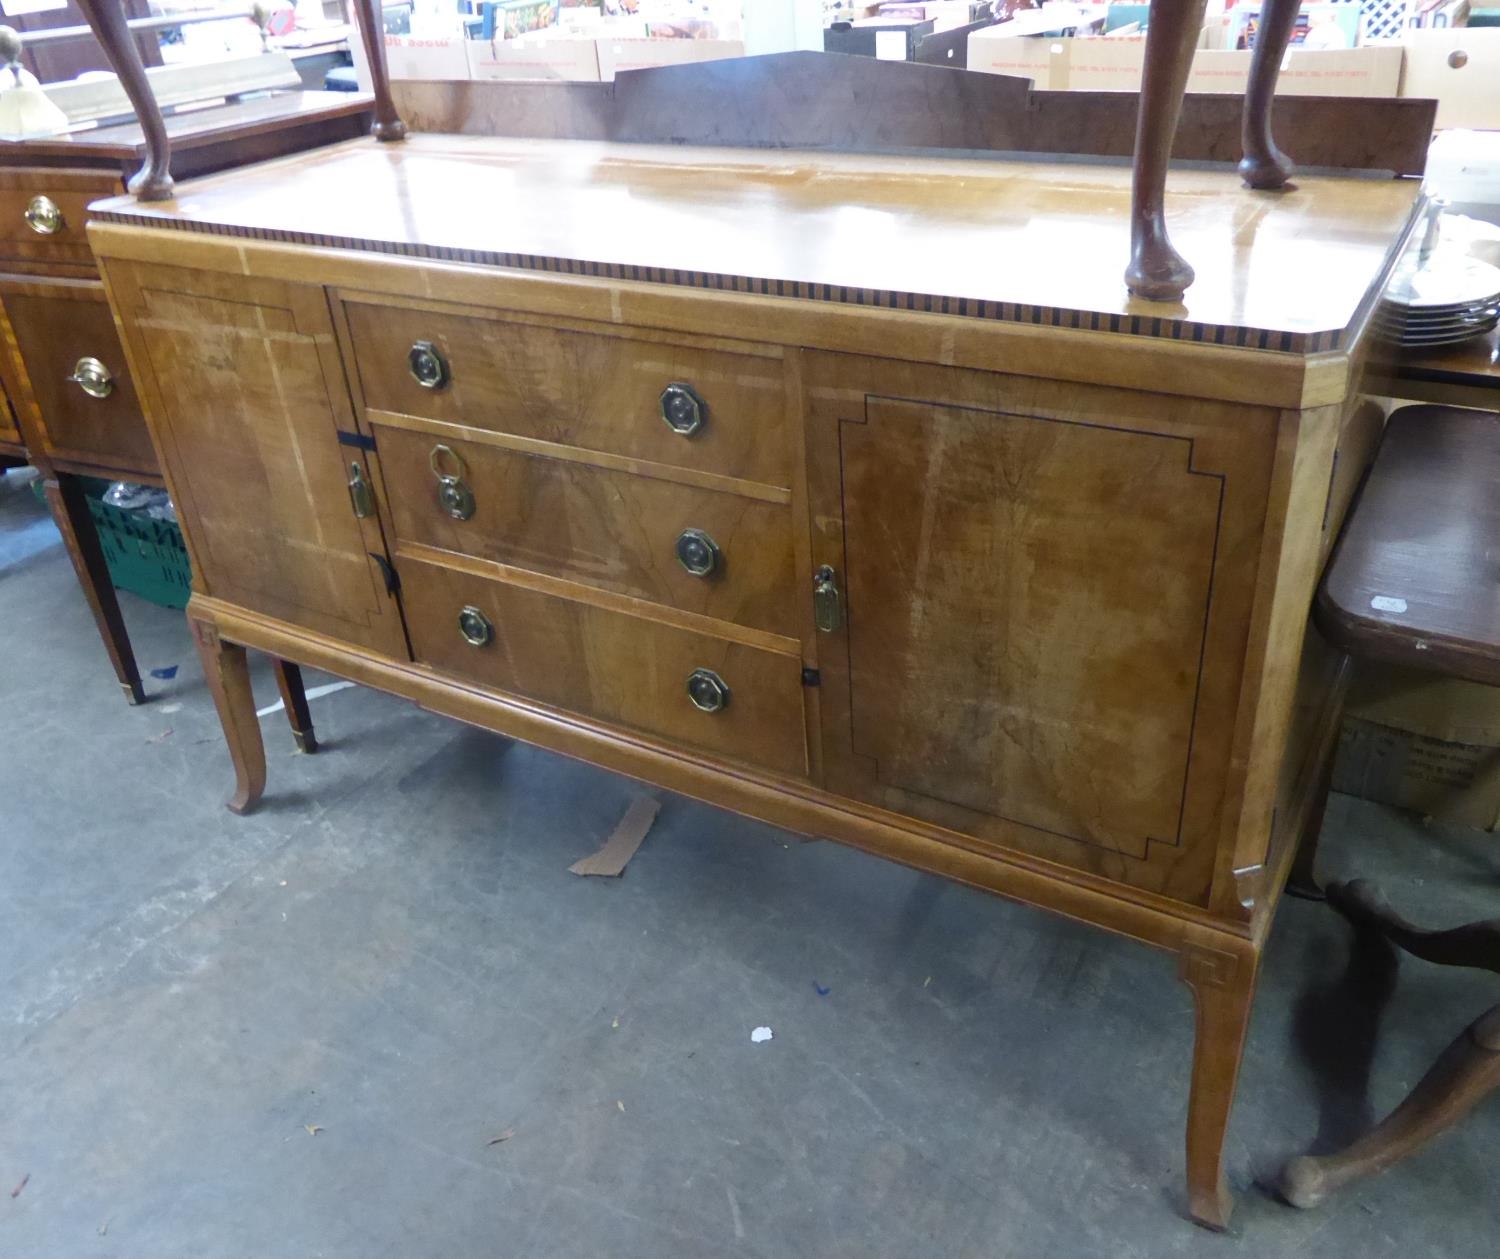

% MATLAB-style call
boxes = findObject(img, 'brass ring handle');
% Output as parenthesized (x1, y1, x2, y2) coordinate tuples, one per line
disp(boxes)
(67, 356, 114, 399)
(675, 528, 721, 578)
(686, 668, 730, 713)
(429, 443, 467, 481)
(458, 605, 493, 647)
(24, 195, 64, 236)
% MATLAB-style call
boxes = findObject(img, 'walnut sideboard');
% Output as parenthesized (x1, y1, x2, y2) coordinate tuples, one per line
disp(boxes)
(87, 134, 1422, 1229)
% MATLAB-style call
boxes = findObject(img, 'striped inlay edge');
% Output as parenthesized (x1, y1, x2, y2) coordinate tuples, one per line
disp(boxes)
(90, 210, 1348, 356)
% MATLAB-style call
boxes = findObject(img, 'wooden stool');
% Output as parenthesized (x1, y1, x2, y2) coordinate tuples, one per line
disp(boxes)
(1283, 404, 1500, 1206)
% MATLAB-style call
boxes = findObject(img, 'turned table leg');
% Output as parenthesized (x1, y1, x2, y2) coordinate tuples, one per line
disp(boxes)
(1179, 928, 1260, 1230)
(43, 475, 146, 706)
(72, 0, 173, 200)
(192, 618, 266, 815)
(1277, 880, 1500, 1207)
(273, 659, 319, 755)
(1126, 0, 1210, 301)
(1238, 0, 1301, 189)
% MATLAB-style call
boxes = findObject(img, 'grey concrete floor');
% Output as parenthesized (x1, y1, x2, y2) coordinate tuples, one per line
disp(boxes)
(2, 465, 1497, 1259)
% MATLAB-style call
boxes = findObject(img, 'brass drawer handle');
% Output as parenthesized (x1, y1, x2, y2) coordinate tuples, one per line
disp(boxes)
(458, 604, 493, 647)
(686, 667, 730, 713)
(675, 528, 721, 578)
(659, 382, 706, 437)
(409, 339, 450, 390)
(429, 443, 475, 520)
(24, 195, 64, 236)
(67, 356, 114, 399)
(813, 565, 842, 633)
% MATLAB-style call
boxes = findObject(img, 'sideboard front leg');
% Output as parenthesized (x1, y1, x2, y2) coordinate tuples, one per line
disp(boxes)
(1179, 930, 1260, 1230)
(1238, 0, 1301, 189)
(192, 619, 266, 815)
(1126, 0, 1211, 301)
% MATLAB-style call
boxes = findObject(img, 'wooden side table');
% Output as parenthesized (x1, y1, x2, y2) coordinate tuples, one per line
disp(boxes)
(1281, 404, 1500, 1206)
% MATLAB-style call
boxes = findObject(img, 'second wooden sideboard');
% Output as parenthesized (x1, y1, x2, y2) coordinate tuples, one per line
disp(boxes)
(88, 134, 1421, 1227)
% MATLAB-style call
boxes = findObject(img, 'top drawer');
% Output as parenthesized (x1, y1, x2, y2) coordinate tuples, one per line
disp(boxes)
(0, 170, 122, 271)
(342, 299, 792, 489)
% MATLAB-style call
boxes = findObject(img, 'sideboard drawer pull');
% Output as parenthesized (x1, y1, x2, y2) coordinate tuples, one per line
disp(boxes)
(408, 339, 450, 390)
(24, 195, 63, 236)
(429, 443, 476, 520)
(813, 564, 843, 633)
(67, 356, 114, 399)
(675, 527, 721, 578)
(659, 382, 707, 437)
(346, 462, 374, 519)
(686, 667, 730, 713)
(458, 605, 493, 647)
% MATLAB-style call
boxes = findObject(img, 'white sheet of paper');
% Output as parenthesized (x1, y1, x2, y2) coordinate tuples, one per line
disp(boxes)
(875, 30, 907, 61)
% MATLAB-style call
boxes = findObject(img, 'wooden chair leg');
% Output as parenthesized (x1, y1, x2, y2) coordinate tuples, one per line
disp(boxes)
(1326, 880, 1500, 974)
(1278, 1003, 1500, 1207)
(272, 659, 319, 754)
(192, 618, 266, 815)
(1238, 0, 1301, 190)
(43, 475, 146, 706)
(1126, 0, 1211, 301)
(1179, 929, 1260, 1230)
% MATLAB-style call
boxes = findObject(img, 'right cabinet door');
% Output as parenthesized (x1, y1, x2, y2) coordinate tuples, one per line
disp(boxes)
(803, 353, 1277, 906)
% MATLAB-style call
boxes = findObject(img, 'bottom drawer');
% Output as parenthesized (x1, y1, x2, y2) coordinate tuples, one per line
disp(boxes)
(401, 558, 810, 779)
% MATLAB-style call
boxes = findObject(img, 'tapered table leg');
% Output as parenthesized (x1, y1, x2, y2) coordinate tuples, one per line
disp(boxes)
(192, 618, 266, 815)
(1179, 927, 1260, 1230)
(43, 474, 146, 705)
(1238, 0, 1302, 189)
(273, 659, 318, 754)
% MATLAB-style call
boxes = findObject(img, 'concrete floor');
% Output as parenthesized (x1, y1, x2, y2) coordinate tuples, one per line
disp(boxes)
(2, 466, 1497, 1259)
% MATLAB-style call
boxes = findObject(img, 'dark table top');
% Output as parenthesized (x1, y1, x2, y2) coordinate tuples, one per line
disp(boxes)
(1319, 404, 1500, 686)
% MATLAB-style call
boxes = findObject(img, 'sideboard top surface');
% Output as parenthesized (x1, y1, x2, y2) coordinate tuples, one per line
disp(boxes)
(89, 133, 1422, 353)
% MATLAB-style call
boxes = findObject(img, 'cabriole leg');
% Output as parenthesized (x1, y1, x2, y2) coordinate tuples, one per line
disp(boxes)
(1179, 929, 1260, 1230)
(44, 475, 146, 705)
(273, 659, 319, 754)
(1126, 0, 1211, 301)
(192, 618, 266, 815)
(1238, 0, 1302, 189)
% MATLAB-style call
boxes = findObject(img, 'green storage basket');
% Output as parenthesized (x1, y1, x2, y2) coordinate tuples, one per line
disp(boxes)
(33, 476, 192, 610)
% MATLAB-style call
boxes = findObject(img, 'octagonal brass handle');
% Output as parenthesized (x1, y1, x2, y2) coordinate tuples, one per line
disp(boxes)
(24, 195, 63, 235)
(67, 356, 114, 399)
(409, 340, 450, 390)
(675, 528, 721, 578)
(659, 382, 706, 437)
(458, 605, 493, 647)
(686, 667, 730, 713)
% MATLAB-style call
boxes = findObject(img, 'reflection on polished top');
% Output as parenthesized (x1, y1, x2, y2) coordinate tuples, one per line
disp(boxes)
(88, 134, 1423, 352)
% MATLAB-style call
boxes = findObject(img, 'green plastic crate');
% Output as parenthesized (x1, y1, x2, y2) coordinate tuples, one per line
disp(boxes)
(33, 476, 192, 610)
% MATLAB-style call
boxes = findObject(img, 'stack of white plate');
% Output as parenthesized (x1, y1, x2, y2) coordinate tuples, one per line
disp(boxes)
(1375, 252, 1500, 349)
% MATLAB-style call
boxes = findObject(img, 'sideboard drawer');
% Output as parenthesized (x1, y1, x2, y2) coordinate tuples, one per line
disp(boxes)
(0, 170, 121, 271)
(371, 421, 797, 637)
(343, 300, 791, 488)
(401, 557, 809, 779)
(4, 285, 155, 474)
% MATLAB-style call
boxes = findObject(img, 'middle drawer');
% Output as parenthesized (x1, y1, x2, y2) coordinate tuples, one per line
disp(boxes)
(371, 420, 798, 638)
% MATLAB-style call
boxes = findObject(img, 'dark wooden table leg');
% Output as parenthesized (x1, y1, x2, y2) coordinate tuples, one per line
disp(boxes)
(43, 474, 146, 706)
(192, 618, 266, 815)
(1277, 880, 1500, 1207)
(1287, 755, 1334, 902)
(72, 0, 173, 200)
(1126, 0, 1210, 301)
(273, 659, 319, 754)
(1180, 928, 1261, 1230)
(1238, 0, 1301, 189)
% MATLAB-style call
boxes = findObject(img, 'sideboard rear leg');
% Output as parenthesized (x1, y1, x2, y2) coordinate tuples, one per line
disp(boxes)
(272, 659, 319, 754)
(1126, 0, 1211, 301)
(1179, 929, 1260, 1230)
(1238, 0, 1301, 189)
(192, 619, 266, 815)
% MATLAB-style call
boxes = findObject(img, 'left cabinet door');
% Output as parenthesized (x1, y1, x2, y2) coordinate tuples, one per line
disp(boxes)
(102, 259, 409, 658)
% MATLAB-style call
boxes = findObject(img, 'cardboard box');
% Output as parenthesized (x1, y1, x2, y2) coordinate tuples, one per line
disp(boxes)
(1401, 28, 1500, 129)
(1332, 664, 1500, 831)
(968, 29, 1403, 97)
(373, 33, 472, 80)
(594, 36, 745, 79)
(466, 33, 601, 79)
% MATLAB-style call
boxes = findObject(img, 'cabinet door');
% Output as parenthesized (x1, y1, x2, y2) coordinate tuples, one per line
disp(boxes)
(804, 353, 1277, 905)
(102, 260, 407, 658)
